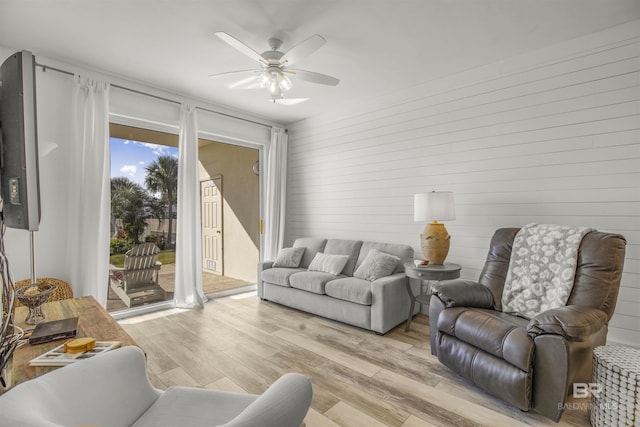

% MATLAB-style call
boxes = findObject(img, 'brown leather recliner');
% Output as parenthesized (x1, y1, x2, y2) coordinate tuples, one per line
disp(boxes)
(429, 228, 626, 421)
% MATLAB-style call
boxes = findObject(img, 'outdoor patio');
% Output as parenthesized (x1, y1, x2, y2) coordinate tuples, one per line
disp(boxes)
(106, 263, 251, 312)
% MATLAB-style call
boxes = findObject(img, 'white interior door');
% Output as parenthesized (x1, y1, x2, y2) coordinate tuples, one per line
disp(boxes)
(201, 176, 223, 275)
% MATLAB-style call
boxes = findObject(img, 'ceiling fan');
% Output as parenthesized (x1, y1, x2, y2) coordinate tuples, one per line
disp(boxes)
(210, 32, 340, 102)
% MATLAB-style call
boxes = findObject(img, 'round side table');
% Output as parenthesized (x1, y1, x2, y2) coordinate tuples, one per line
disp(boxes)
(404, 261, 461, 332)
(591, 345, 640, 426)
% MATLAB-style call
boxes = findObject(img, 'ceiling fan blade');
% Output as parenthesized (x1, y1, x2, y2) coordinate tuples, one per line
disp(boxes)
(229, 76, 260, 90)
(208, 69, 257, 79)
(289, 69, 339, 86)
(280, 35, 326, 66)
(215, 32, 266, 65)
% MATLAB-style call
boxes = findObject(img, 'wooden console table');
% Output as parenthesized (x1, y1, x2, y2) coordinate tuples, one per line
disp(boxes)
(9, 296, 137, 388)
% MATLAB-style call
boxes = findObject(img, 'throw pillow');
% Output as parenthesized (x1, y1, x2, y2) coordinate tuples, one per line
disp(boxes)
(272, 247, 306, 268)
(353, 249, 400, 282)
(308, 253, 350, 276)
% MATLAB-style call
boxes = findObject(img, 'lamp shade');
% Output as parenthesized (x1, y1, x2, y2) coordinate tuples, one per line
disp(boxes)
(414, 192, 456, 222)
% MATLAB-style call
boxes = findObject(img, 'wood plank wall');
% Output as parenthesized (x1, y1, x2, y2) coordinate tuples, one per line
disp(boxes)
(285, 22, 640, 346)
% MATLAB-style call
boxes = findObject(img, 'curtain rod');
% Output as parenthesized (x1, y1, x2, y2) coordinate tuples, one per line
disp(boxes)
(35, 62, 275, 130)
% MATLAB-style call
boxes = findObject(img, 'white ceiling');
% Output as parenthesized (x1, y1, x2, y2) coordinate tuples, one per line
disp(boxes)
(1, 0, 639, 125)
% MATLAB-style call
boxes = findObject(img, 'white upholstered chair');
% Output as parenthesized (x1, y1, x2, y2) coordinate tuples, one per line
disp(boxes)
(0, 346, 312, 427)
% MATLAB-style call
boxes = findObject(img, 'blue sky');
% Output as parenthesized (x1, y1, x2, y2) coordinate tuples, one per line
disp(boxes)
(110, 137, 179, 187)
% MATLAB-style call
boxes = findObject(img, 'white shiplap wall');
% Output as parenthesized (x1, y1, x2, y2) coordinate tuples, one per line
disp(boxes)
(286, 21, 640, 346)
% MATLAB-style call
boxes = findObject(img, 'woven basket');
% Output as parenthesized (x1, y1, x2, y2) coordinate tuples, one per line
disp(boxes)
(591, 346, 640, 427)
(14, 278, 74, 307)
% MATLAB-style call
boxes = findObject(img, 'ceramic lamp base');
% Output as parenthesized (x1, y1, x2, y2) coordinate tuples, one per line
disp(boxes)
(420, 221, 451, 264)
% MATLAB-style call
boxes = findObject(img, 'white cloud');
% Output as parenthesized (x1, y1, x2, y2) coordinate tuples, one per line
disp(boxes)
(133, 141, 171, 157)
(120, 165, 137, 177)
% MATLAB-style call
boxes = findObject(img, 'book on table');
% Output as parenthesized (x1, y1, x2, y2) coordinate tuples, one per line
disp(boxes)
(28, 317, 79, 344)
(28, 341, 121, 366)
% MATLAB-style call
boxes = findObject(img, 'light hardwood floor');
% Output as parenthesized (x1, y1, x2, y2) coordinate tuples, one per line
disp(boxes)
(119, 293, 591, 427)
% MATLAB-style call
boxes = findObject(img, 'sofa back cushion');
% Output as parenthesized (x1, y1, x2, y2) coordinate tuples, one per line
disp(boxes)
(293, 238, 327, 269)
(357, 242, 414, 274)
(324, 239, 363, 276)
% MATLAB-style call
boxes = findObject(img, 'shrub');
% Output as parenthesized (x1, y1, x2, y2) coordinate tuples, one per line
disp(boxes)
(110, 238, 136, 255)
(145, 234, 165, 250)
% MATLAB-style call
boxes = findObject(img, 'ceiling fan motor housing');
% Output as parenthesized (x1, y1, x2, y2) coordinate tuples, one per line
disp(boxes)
(267, 37, 284, 51)
(261, 50, 284, 64)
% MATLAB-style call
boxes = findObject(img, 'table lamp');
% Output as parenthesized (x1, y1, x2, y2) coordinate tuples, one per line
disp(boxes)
(414, 191, 456, 264)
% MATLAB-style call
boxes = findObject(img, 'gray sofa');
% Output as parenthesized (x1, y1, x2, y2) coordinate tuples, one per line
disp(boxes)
(257, 238, 417, 334)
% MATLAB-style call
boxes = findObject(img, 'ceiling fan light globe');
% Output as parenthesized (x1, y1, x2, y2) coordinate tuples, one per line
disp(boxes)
(279, 74, 293, 91)
(269, 81, 282, 97)
(258, 71, 271, 88)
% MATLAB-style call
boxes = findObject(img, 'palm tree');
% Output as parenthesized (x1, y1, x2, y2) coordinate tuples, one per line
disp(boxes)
(145, 156, 178, 248)
(111, 177, 147, 243)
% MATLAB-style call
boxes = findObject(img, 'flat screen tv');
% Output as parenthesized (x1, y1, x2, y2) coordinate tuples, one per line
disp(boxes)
(0, 50, 40, 231)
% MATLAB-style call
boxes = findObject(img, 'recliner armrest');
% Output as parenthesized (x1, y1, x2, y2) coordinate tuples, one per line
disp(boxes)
(431, 279, 494, 309)
(527, 305, 608, 341)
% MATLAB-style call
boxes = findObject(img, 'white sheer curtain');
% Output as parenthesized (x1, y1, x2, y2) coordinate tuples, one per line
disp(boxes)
(174, 104, 207, 308)
(67, 76, 111, 306)
(263, 127, 288, 260)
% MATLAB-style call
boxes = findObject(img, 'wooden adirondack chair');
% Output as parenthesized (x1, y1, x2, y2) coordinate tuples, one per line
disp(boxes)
(109, 243, 165, 307)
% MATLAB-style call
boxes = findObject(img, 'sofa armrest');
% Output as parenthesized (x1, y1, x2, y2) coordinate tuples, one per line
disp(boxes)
(431, 279, 493, 309)
(224, 373, 312, 427)
(370, 273, 410, 334)
(258, 260, 274, 271)
(371, 272, 405, 287)
(257, 261, 274, 299)
(527, 305, 608, 341)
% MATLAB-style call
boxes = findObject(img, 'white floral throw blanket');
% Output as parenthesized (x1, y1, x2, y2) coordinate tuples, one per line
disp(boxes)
(501, 223, 594, 319)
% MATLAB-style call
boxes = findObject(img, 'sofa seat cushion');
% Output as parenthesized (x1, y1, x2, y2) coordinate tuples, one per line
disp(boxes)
(261, 267, 306, 287)
(289, 271, 342, 294)
(437, 307, 533, 372)
(132, 386, 257, 427)
(325, 277, 372, 306)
